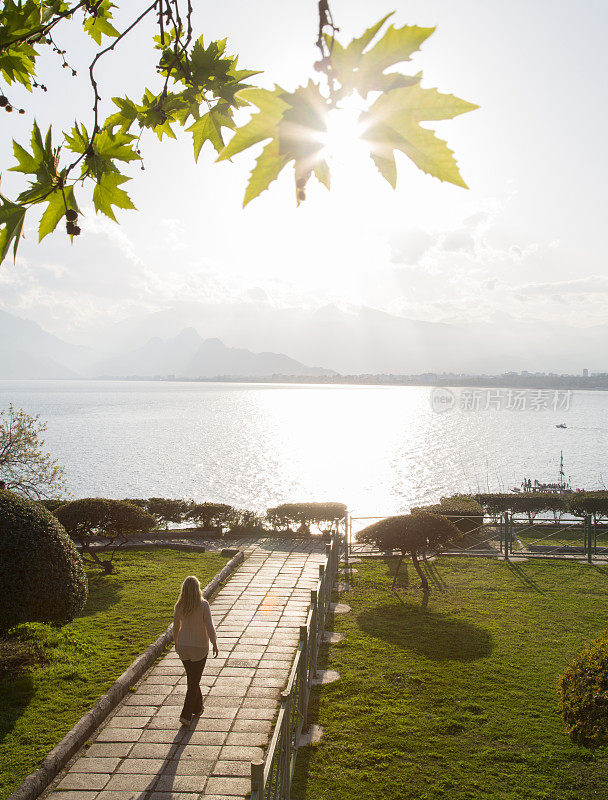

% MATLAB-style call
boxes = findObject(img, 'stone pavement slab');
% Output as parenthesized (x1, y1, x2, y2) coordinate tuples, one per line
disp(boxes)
(47, 540, 327, 800)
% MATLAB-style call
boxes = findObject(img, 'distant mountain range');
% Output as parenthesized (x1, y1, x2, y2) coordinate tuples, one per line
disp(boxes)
(82, 300, 608, 376)
(3, 302, 608, 379)
(0, 310, 335, 379)
(92, 328, 335, 379)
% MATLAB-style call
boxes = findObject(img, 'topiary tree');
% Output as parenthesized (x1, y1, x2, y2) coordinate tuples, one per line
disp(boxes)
(413, 495, 484, 535)
(266, 502, 347, 536)
(55, 498, 155, 573)
(144, 497, 188, 529)
(567, 492, 608, 524)
(559, 632, 608, 749)
(226, 509, 267, 537)
(186, 502, 234, 531)
(0, 489, 87, 633)
(356, 512, 461, 597)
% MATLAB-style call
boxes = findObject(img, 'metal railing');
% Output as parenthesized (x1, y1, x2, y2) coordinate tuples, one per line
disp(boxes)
(250, 527, 342, 800)
(347, 512, 607, 563)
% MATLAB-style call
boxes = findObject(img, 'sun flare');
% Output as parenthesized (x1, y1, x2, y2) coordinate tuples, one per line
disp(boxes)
(321, 102, 370, 166)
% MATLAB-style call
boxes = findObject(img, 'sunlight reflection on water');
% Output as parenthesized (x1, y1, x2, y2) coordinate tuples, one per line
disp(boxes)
(2, 380, 608, 515)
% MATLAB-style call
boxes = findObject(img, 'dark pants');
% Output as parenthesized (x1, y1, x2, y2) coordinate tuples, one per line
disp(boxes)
(180, 657, 207, 720)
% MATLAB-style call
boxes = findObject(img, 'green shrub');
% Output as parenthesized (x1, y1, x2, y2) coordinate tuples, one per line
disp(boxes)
(226, 509, 267, 537)
(144, 497, 189, 528)
(567, 492, 608, 521)
(413, 496, 484, 535)
(476, 492, 567, 520)
(186, 502, 234, 530)
(56, 498, 156, 573)
(38, 498, 67, 513)
(356, 512, 461, 596)
(0, 490, 88, 633)
(559, 632, 608, 748)
(266, 502, 347, 534)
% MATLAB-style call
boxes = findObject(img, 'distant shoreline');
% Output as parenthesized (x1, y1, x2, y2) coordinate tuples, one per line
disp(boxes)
(63, 374, 608, 391)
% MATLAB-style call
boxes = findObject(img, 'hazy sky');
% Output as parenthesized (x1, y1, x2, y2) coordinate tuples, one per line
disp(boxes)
(1, 0, 607, 355)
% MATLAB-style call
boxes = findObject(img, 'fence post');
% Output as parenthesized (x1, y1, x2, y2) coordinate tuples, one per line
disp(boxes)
(586, 515, 593, 564)
(251, 759, 264, 800)
(280, 689, 291, 800)
(499, 514, 504, 553)
(299, 624, 308, 731)
(310, 588, 318, 680)
(318, 563, 326, 623)
(343, 513, 350, 570)
(504, 512, 510, 560)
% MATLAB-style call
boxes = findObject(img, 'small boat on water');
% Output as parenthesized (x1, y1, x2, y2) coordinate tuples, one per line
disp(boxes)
(556, 423, 567, 429)
(513, 451, 578, 494)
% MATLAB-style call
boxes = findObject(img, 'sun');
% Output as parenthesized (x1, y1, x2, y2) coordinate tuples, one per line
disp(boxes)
(320, 99, 371, 166)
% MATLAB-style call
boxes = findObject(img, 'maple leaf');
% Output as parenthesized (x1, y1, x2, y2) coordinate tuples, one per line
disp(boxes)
(38, 185, 78, 242)
(189, 107, 235, 158)
(360, 83, 478, 188)
(327, 14, 434, 98)
(92, 172, 135, 221)
(218, 82, 330, 205)
(0, 194, 26, 262)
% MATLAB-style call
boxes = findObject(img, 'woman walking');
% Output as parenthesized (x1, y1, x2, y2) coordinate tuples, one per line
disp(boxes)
(173, 575, 218, 727)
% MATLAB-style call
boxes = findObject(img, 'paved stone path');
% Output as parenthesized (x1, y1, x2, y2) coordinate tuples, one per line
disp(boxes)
(50, 541, 328, 800)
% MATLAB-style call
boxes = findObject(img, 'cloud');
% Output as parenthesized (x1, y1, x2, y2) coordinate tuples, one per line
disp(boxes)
(515, 276, 608, 295)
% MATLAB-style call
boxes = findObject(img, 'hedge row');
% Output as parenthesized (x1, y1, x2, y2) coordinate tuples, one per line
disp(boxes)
(40, 498, 347, 537)
(412, 496, 484, 535)
(475, 491, 608, 518)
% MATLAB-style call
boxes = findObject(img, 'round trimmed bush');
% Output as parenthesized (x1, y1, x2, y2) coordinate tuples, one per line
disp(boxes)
(0, 490, 88, 633)
(559, 632, 608, 748)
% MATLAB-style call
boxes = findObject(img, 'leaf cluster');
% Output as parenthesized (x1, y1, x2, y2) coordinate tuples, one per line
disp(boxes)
(221, 13, 477, 205)
(0, 0, 258, 262)
(0, 6, 477, 262)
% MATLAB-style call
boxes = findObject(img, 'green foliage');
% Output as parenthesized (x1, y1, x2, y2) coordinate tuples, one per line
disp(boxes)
(0, 489, 87, 633)
(292, 557, 608, 799)
(226, 508, 267, 536)
(0, 2, 258, 261)
(144, 496, 188, 528)
(0, 548, 227, 798)
(360, 83, 477, 188)
(266, 501, 347, 534)
(413, 495, 484, 535)
(0, 6, 477, 260)
(357, 512, 461, 595)
(221, 13, 477, 204)
(0, 404, 67, 498)
(357, 511, 460, 555)
(559, 632, 608, 748)
(186, 501, 234, 530)
(476, 492, 568, 517)
(37, 498, 66, 513)
(567, 492, 608, 520)
(55, 498, 155, 573)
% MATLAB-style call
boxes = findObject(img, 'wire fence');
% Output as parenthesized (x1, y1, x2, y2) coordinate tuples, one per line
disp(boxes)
(347, 513, 608, 562)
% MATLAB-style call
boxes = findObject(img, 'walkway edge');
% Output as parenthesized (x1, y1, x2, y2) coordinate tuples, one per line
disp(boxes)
(7, 549, 245, 800)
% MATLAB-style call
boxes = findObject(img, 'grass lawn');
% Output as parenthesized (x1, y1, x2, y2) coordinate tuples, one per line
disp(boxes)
(292, 556, 608, 800)
(0, 548, 228, 799)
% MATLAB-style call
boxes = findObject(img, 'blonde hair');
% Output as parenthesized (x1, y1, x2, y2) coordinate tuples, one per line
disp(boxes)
(175, 575, 202, 617)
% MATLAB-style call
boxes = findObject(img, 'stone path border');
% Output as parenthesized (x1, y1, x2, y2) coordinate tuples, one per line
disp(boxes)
(8, 552, 246, 800)
(43, 540, 328, 800)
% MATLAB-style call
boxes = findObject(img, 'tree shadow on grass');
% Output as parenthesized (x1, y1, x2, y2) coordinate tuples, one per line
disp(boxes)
(0, 671, 34, 743)
(357, 603, 493, 662)
(77, 572, 122, 618)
